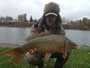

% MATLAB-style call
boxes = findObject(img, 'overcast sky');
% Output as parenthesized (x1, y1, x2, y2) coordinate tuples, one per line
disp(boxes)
(0, 0, 90, 20)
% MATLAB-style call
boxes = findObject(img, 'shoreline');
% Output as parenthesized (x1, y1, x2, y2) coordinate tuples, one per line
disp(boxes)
(0, 43, 21, 48)
(0, 24, 90, 30)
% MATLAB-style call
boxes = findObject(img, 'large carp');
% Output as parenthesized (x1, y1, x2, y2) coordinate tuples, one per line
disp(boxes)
(5, 34, 79, 64)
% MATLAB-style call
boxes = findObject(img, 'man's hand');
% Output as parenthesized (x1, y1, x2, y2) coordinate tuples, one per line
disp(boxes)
(28, 48, 39, 55)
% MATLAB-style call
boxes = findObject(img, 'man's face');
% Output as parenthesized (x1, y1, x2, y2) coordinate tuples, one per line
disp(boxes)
(46, 15, 57, 27)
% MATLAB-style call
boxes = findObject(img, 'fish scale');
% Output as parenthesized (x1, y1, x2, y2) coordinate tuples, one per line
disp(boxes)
(5, 34, 78, 64)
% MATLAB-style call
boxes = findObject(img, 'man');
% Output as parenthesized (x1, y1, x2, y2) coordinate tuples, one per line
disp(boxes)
(25, 2, 71, 68)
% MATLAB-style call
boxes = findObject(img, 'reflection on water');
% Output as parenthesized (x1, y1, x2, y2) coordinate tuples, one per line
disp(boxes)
(65, 30, 90, 46)
(0, 27, 31, 44)
(0, 27, 90, 46)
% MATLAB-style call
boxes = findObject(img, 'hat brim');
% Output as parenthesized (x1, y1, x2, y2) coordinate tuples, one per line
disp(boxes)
(45, 12, 57, 16)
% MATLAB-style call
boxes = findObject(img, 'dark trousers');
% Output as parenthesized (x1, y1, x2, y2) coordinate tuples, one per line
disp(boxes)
(51, 53, 65, 68)
(28, 52, 70, 68)
(38, 53, 67, 68)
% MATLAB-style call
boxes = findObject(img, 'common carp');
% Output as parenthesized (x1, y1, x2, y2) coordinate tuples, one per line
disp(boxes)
(5, 34, 78, 64)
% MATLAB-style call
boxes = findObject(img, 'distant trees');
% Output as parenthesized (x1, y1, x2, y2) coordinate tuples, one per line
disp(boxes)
(0, 17, 5, 23)
(69, 17, 90, 25)
(0, 13, 39, 25)
(17, 14, 37, 24)
(6, 16, 13, 22)
(88, 20, 90, 25)
(30, 16, 33, 22)
(0, 16, 14, 23)
(29, 16, 37, 23)
(83, 17, 88, 24)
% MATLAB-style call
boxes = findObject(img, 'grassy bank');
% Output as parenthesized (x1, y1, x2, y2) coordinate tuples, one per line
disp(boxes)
(0, 48, 90, 68)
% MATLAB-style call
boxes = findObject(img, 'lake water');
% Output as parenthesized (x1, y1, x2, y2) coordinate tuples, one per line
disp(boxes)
(0, 27, 90, 46)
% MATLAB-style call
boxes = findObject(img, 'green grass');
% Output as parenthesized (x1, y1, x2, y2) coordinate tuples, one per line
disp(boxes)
(0, 48, 90, 68)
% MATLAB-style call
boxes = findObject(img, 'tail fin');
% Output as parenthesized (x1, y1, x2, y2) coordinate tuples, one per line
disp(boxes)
(5, 48, 25, 64)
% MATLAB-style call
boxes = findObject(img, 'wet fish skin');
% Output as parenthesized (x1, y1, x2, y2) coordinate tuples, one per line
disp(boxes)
(5, 34, 78, 64)
(23, 35, 78, 52)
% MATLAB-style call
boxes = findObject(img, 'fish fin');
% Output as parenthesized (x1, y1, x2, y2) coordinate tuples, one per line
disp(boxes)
(44, 53, 52, 61)
(66, 38, 78, 49)
(5, 49, 15, 56)
(5, 48, 25, 64)
(5, 48, 25, 56)
(14, 55, 22, 64)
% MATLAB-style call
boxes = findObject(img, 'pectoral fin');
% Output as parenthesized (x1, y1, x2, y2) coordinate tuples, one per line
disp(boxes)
(44, 53, 52, 61)
(14, 55, 22, 64)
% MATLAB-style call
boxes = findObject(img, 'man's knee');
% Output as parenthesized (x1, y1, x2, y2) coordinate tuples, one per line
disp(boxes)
(53, 52, 71, 68)
(55, 54, 64, 68)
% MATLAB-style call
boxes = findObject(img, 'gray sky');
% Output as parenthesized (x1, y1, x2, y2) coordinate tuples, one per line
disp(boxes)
(0, 0, 90, 20)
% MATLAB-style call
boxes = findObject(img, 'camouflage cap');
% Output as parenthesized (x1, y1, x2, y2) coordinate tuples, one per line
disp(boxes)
(44, 2, 60, 14)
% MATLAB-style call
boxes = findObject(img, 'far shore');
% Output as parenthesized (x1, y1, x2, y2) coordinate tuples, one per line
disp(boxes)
(0, 43, 21, 48)
(0, 23, 90, 30)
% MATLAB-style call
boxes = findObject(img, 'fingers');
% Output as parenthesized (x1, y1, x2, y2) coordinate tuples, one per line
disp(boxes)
(29, 48, 39, 54)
